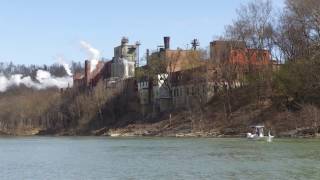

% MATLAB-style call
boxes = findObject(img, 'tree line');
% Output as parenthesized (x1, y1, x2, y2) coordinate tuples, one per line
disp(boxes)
(0, 61, 83, 77)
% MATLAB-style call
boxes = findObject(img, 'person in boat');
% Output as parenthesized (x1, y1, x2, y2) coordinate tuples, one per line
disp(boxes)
(253, 127, 258, 136)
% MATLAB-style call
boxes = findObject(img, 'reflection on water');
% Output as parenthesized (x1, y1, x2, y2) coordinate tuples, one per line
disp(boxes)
(0, 137, 319, 180)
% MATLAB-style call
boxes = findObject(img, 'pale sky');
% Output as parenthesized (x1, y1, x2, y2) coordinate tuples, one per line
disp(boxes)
(0, 0, 285, 65)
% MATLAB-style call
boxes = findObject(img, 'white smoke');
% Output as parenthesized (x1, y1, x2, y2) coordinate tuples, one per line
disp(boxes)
(80, 41, 100, 72)
(0, 69, 73, 92)
(56, 56, 73, 76)
(35, 70, 73, 89)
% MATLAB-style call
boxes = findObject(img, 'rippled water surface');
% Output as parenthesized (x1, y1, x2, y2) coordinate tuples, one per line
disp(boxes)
(0, 137, 319, 180)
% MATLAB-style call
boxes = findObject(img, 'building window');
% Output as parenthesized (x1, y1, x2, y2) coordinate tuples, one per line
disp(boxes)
(214, 82, 218, 93)
(233, 52, 237, 56)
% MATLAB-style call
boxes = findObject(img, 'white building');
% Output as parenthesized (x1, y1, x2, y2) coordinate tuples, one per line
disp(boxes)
(110, 37, 140, 79)
(111, 58, 135, 79)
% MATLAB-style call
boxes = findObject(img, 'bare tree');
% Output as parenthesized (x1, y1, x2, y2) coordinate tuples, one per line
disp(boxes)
(224, 0, 275, 107)
(273, 0, 320, 105)
(181, 50, 209, 131)
(275, 0, 320, 62)
(225, 0, 274, 51)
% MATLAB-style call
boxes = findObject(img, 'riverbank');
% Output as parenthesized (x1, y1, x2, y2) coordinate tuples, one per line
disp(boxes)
(56, 114, 320, 138)
(1, 127, 319, 138)
(1, 87, 319, 138)
(100, 124, 320, 138)
(2, 108, 320, 138)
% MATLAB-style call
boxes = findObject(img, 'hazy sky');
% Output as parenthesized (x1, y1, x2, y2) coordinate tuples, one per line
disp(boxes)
(0, 0, 285, 65)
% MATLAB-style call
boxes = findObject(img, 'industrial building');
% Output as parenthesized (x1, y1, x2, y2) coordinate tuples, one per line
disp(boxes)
(73, 36, 272, 115)
(73, 37, 140, 88)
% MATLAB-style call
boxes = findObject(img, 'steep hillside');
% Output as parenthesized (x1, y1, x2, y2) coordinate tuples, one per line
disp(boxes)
(106, 87, 320, 138)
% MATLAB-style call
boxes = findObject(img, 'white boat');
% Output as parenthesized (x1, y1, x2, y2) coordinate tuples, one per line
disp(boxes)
(246, 125, 274, 142)
(110, 133, 121, 137)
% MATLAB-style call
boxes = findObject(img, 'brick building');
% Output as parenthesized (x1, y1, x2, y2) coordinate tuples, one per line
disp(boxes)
(72, 36, 272, 115)
(137, 37, 219, 113)
(137, 38, 272, 113)
(210, 40, 271, 66)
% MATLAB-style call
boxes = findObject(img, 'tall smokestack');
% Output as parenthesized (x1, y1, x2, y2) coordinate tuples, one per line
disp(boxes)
(84, 60, 91, 86)
(146, 49, 150, 64)
(164, 36, 170, 50)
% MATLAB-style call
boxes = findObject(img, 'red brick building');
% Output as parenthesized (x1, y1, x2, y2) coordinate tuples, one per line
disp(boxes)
(210, 40, 271, 66)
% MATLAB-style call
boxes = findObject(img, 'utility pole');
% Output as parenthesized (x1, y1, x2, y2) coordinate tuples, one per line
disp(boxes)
(191, 39, 200, 50)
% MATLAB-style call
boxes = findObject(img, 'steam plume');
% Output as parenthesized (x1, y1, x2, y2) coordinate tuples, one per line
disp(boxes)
(80, 41, 100, 72)
(56, 56, 73, 76)
(0, 69, 73, 92)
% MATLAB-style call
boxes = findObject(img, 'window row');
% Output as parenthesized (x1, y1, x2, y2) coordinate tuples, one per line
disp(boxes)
(171, 85, 207, 97)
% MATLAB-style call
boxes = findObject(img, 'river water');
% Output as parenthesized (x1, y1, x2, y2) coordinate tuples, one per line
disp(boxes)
(0, 137, 319, 180)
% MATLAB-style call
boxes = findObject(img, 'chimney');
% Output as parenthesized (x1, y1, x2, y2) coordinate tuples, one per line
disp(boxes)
(146, 49, 150, 64)
(164, 36, 170, 50)
(84, 60, 91, 86)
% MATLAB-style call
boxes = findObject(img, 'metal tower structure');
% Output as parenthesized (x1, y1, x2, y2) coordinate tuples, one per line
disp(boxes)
(191, 39, 200, 50)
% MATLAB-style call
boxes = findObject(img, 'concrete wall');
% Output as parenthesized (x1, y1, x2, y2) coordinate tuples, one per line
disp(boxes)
(114, 43, 137, 63)
(111, 58, 135, 79)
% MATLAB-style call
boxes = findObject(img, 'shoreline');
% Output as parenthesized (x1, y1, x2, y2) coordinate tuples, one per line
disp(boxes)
(0, 132, 319, 139)
(1, 122, 319, 138)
